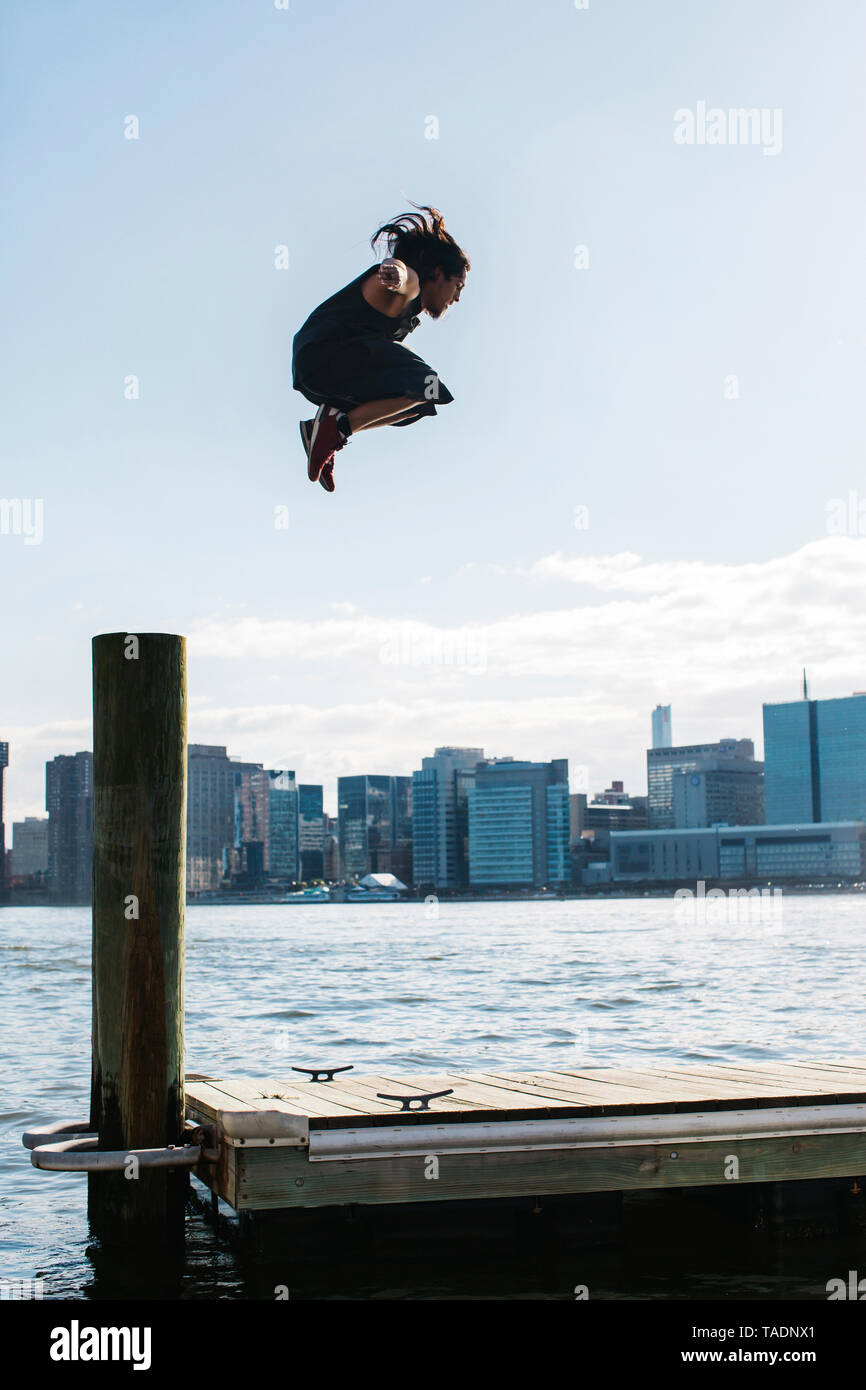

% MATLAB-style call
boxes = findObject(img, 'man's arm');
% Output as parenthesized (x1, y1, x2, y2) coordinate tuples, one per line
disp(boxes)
(377, 257, 420, 297)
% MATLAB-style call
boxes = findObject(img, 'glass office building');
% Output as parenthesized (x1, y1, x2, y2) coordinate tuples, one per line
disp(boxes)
(45, 751, 93, 904)
(762, 701, 817, 823)
(337, 774, 413, 881)
(468, 758, 570, 888)
(814, 697, 866, 822)
(469, 784, 534, 884)
(651, 704, 672, 749)
(763, 694, 866, 824)
(545, 782, 571, 882)
(298, 783, 324, 880)
(232, 765, 269, 882)
(411, 747, 484, 890)
(187, 745, 236, 892)
(411, 769, 438, 886)
(268, 770, 299, 880)
(389, 776, 413, 884)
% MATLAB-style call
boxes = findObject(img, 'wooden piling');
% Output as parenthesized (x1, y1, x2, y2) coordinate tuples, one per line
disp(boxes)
(89, 632, 187, 1245)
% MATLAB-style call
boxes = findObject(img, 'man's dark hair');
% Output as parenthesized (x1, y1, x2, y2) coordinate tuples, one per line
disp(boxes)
(371, 203, 470, 284)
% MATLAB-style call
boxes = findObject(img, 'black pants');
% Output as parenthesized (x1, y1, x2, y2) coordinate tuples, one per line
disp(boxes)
(293, 336, 454, 426)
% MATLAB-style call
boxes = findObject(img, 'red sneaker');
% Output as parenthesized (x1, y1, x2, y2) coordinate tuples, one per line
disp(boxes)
(319, 460, 336, 492)
(303, 405, 348, 482)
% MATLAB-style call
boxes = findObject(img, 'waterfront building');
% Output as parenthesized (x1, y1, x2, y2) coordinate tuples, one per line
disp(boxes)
(763, 693, 866, 824)
(45, 751, 93, 904)
(610, 822, 866, 883)
(647, 738, 763, 829)
(717, 822, 865, 880)
(411, 746, 484, 890)
(610, 828, 721, 881)
(651, 704, 672, 749)
(337, 775, 413, 881)
(468, 757, 570, 888)
(298, 784, 325, 880)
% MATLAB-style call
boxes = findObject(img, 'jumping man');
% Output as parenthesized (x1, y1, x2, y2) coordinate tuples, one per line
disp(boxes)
(293, 204, 469, 492)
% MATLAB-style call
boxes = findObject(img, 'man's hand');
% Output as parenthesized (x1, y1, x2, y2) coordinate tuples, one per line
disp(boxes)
(378, 258, 411, 293)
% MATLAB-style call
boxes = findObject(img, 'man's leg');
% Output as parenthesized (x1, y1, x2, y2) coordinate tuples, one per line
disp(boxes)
(346, 397, 420, 432)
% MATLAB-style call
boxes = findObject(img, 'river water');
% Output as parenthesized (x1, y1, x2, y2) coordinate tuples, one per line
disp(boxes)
(2, 897, 865, 1300)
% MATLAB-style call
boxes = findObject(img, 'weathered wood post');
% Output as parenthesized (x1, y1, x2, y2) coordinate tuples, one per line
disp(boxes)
(89, 632, 187, 1245)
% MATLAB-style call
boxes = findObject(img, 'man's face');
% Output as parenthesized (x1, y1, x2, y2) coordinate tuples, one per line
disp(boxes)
(421, 268, 465, 318)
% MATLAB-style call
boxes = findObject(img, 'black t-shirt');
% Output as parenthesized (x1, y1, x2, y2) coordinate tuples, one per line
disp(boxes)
(293, 265, 422, 361)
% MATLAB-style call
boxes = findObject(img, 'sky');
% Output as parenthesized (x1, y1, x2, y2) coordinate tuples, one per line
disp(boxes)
(2, 0, 866, 826)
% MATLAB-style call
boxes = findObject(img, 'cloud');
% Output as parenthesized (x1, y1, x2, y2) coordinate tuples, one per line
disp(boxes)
(8, 539, 866, 820)
(180, 537, 866, 794)
(188, 537, 866, 686)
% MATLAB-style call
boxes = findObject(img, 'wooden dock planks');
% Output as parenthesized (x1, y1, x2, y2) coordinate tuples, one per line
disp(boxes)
(188, 1059, 866, 1128)
(186, 1059, 866, 1211)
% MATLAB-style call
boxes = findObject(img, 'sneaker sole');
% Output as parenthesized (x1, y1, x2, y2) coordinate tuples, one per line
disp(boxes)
(306, 403, 330, 480)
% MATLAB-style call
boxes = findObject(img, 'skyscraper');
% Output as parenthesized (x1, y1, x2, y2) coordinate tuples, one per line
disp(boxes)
(45, 751, 93, 904)
(268, 770, 299, 880)
(387, 775, 413, 884)
(187, 745, 236, 892)
(763, 692, 866, 824)
(651, 705, 672, 749)
(298, 784, 325, 880)
(468, 758, 570, 888)
(647, 738, 763, 829)
(323, 811, 340, 880)
(337, 775, 413, 881)
(411, 746, 484, 890)
(187, 745, 271, 891)
(230, 763, 269, 883)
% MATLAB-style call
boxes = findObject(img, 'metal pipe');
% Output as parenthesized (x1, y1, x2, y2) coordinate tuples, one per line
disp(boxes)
(22, 1121, 95, 1151)
(30, 1138, 207, 1173)
(307, 1102, 866, 1162)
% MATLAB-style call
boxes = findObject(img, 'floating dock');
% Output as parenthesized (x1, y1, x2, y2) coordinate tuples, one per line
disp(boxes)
(186, 1058, 866, 1212)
